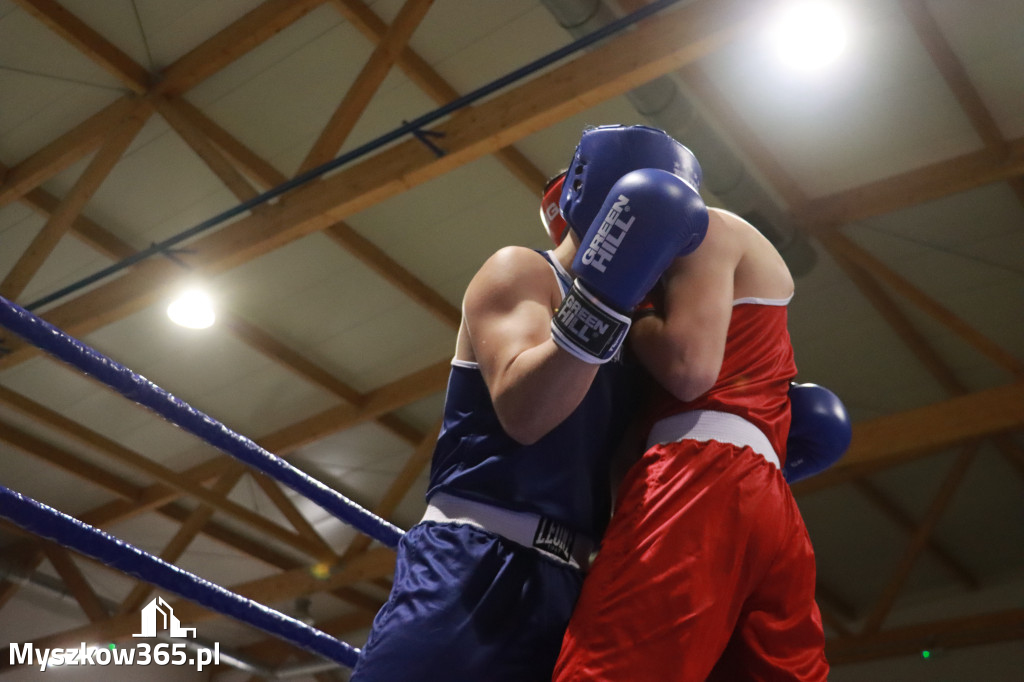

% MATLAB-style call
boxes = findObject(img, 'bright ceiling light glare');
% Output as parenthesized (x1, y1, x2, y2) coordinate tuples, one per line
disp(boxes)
(768, 1, 849, 74)
(167, 288, 216, 329)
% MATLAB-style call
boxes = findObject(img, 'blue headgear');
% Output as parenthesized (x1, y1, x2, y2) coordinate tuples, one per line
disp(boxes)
(559, 125, 703, 239)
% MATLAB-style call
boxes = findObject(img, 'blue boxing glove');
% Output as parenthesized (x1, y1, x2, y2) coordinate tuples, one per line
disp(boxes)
(551, 168, 708, 363)
(784, 382, 853, 483)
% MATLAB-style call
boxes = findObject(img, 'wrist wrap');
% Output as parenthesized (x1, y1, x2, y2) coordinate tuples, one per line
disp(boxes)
(550, 280, 631, 364)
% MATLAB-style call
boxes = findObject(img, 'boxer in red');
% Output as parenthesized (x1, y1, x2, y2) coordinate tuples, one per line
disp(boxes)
(553, 203, 850, 681)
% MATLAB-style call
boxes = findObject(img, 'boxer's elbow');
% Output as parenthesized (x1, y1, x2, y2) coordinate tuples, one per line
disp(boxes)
(499, 413, 549, 445)
(493, 396, 556, 445)
(490, 367, 590, 445)
(636, 332, 720, 403)
(663, 362, 718, 403)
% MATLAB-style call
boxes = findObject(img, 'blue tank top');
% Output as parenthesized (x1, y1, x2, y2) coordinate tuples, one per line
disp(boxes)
(426, 251, 637, 540)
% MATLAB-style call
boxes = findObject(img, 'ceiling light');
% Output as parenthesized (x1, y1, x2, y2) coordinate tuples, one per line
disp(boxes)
(767, 1, 849, 73)
(167, 288, 216, 329)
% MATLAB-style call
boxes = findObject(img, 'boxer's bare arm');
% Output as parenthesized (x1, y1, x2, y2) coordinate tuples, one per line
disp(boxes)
(459, 245, 598, 445)
(631, 209, 794, 402)
(630, 209, 738, 402)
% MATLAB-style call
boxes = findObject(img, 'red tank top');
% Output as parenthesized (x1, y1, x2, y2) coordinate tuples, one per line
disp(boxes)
(646, 300, 797, 459)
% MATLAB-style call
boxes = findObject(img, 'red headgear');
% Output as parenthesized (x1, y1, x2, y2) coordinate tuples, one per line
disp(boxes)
(540, 173, 569, 245)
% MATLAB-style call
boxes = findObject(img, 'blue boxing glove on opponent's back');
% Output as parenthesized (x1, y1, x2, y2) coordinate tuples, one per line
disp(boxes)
(784, 382, 853, 483)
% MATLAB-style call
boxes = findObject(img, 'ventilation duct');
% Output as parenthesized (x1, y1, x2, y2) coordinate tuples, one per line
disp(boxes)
(541, 0, 818, 276)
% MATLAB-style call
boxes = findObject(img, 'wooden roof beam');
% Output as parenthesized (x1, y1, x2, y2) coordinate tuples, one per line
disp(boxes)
(811, 237, 985, 601)
(859, 445, 979, 634)
(16, 103, 425, 447)
(0, 0, 325, 208)
(827, 607, 1024, 665)
(155, 96, 264, 204)
(154, 0, 329, 97)
(821, 235, 970, 394)
(157, 97, 289, 190)
(823, 231, 1024, 380)
(0, 460, 291, 612)
(236, 609, 378, 673)
(0, 0, 750, 369)
(12, 0, 150, 93)
(0, 102, 152, 301)
(0, 417, 142, 503)
(793, 383, 1024, 495)
(0, 359, 448, 608)
(898, 0, 1024, 205)
(0, 546, 395, 662)
(0, 97, 138, 209)
(0, 364, 444, 609)
(250, 474, 334, 556)
(899, 0, 1004, 150)
(337, 420, 440, 562)
(155, 95, 434, 443)
(0, 387, 332, 561)
(299, 0, 435, 173)
(39, 546, 109, 622)
(0, 158, 137, 262)
(852, 479, 979, 589)
(21, 188, 135, 261)
(330, 0, 549, 191)
(323, 222, 461, 329)
(257, 359, 451, 453)
(160, 96, 461, 333)
(116, 465, 248, 615)
(815, 233, 1017, 601)
(798, 135, 1024, 228)
(16, 185, 428, 455)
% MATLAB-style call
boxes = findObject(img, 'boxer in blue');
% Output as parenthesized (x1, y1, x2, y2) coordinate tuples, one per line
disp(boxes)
(350, 125, 709, 682)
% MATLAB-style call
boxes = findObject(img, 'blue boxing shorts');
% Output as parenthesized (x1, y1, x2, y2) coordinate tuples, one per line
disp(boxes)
(351, 520, 584, 682)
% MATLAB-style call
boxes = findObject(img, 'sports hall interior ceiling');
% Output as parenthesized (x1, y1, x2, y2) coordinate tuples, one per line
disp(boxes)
(0, 0, 1022, 679)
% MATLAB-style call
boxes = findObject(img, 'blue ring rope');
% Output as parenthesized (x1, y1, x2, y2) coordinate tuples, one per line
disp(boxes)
(0, 485, 361, 668)
(0, 294, 404, 549)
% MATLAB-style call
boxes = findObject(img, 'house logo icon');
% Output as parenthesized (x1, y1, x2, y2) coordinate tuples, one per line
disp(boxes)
(133, 597, 196, 638)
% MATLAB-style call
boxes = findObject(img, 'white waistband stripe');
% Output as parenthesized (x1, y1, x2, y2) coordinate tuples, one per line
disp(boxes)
(421, 492, 593, 571)
(647, 410, 780, 469)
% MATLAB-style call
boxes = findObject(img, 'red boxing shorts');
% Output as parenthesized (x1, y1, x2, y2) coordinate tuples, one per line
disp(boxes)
(553, 439, 828, 682)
